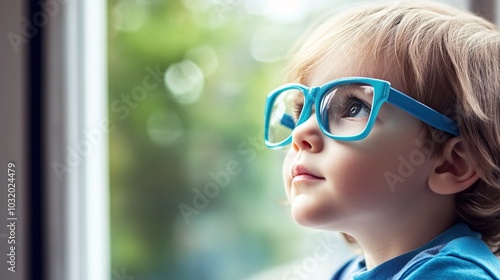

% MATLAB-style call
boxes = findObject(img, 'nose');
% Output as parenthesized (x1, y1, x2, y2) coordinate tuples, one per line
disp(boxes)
(291, 114, 324, 152)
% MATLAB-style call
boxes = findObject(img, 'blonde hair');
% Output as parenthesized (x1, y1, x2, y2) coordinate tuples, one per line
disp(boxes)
(286, 1, 500, 254)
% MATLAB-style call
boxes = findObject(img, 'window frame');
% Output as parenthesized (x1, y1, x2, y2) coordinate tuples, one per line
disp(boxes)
(44, 1, 109, 280)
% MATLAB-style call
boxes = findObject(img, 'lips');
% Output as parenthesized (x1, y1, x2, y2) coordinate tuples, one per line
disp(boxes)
(291, 165, 324, 182)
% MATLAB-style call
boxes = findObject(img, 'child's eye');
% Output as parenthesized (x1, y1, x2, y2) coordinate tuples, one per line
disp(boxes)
(343, 97, 371, 119)
(323, 85, 373, 123)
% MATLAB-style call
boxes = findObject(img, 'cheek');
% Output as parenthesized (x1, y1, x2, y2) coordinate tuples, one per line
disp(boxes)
(325, 149, 390, 199)
(324, 137, 427, 206)
(348, 131, 433, 197)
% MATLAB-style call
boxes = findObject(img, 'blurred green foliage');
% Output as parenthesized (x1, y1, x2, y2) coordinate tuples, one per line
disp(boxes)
(107, 0, 317, 279)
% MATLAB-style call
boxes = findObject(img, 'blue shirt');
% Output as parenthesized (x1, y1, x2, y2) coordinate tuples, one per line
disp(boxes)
(331, 223, 500, 279)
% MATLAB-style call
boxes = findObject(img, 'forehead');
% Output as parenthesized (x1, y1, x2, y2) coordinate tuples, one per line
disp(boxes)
(303, 53, 387, 86)
(304, 52, 398, 89)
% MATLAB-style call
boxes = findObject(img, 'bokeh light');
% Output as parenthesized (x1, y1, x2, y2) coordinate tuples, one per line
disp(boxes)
(165, 59, 204, 104)
(146, 110, 184, 146)
(112, 0, 148, 32)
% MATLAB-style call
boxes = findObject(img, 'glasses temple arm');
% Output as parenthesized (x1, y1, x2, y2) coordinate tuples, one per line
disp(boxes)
(387, 88, 460, 136)
(281, 113, 296, 130)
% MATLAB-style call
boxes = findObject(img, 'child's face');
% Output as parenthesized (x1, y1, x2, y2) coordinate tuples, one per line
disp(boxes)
(281, 59, 438, 232)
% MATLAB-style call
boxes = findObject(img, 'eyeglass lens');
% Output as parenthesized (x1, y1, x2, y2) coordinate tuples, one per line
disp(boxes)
(267, 83, 375, 144)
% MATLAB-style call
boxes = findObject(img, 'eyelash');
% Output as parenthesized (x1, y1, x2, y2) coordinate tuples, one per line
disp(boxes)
(293, 99, 304, 120)
(291, 93, 372, 121)
(343, 93, 371, 115)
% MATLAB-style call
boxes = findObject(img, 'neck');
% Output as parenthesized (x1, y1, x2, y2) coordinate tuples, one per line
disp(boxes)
(347, 196, 456, 269)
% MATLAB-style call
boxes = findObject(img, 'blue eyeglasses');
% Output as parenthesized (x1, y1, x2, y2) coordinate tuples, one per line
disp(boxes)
(264, 77, 459, 148)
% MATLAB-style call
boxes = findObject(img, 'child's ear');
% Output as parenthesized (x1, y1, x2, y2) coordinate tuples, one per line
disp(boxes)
(428, 137, 479, 195)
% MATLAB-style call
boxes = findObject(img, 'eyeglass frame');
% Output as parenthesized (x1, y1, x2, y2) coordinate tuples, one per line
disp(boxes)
(264, 77, 459, 148)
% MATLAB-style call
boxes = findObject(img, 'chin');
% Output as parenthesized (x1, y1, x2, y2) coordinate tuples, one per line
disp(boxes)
(290, 194, 332, 229)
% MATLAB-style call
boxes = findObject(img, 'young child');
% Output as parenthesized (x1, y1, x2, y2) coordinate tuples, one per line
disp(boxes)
(264, 1, 500, 279)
